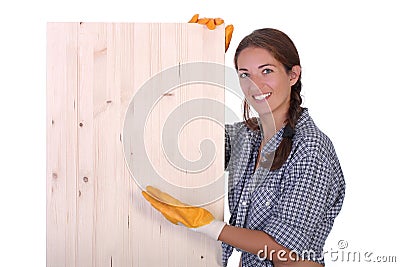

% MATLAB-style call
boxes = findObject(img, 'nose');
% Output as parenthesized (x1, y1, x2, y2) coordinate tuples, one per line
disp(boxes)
(249, 76, 265, 92)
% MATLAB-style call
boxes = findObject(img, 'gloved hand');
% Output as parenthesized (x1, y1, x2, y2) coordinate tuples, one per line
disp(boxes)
(188, 14, 234, 52)
(142, 186, 226, 240)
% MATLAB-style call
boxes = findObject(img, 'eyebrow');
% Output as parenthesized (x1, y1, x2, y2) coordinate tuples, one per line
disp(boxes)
(238, 63, 276, 71)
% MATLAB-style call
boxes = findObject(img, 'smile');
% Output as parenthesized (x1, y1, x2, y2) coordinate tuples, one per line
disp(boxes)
(253, 92, 272, 101)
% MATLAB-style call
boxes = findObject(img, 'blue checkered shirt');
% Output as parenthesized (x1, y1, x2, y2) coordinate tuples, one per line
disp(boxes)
(223, 108, 345, 266)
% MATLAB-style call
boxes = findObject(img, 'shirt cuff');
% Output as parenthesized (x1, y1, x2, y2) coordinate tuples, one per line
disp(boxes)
(263, 216, 311, 257)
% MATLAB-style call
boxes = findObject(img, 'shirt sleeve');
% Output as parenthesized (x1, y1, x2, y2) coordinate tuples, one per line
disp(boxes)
(263, 150, 340, 258)
(225, 123, 243, 170)
(225, 128, 231, 170)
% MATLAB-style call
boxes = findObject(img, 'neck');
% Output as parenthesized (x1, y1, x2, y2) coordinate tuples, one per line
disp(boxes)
(259, 110, 287, 141)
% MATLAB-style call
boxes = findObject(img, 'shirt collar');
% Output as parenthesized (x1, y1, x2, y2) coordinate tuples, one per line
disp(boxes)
(256, 108, 309, 155)
(256, 118, 284, 156)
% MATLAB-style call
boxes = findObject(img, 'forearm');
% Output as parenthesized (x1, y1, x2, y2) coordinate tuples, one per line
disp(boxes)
(141, 186, 323, 266)
(218, 225, 289, 262)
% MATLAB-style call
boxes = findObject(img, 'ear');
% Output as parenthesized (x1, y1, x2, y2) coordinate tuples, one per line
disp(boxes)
(289, 65, 301, 86)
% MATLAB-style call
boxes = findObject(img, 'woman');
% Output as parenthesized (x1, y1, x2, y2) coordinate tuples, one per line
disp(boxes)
(143, 28, 346, 266)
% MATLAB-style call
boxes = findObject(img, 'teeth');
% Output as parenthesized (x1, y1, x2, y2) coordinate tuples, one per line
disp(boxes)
(253, 93, 271, 100)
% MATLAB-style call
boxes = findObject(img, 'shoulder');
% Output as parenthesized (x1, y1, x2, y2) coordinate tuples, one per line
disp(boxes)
(293, 109, 339, 163)
(288, 109, 345, 189)
(225, 120, 257, 143)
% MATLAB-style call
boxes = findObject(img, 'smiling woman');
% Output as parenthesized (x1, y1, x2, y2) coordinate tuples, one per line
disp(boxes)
(220, 28, 346, 267)
(141, 27, 346, 267)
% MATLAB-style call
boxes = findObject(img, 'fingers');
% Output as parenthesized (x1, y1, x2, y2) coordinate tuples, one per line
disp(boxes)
(196, 18, 209, 25)
(142, 190, 180, 225)
(142, 190, 160, 206)
(214, 18, 224, 26)
(188, 14, 199, 23)
(145, 186, 186, 206)
(206, 19, 216, 30)
(141, 187, 215, 228)
(188, 14, 234, 52)
(188, 14, 226, 30)
(225, 24, 234, 52)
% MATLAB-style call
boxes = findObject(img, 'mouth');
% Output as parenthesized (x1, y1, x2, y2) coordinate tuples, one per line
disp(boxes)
(253, 92, 272, 101)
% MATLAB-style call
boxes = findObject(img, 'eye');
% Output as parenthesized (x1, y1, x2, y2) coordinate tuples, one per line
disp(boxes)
(262, 68, 273, 74)
(239, 72, 249, 78)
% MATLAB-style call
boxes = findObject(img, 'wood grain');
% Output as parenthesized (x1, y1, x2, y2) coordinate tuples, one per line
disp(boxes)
(47, 22, 225, 267)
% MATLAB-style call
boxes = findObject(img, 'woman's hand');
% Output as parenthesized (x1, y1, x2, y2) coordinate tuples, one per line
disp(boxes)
(142, 186, 226, 240)
(188, 14, 234, 52)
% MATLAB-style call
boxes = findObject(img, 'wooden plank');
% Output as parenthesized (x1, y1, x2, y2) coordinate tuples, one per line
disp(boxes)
(46, 22, 78, 267)
(112, 23, 136, 267)
(47, 22, 225, 267)
(76, 22, 96, 267)
(126, 22, 225, 266)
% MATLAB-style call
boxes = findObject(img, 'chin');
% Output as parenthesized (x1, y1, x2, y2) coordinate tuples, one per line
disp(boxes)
(251, 103, 274, 116)
(257, 111, 273, 118)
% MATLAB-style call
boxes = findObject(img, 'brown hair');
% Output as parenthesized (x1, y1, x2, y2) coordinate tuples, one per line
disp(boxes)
(234, 28, 303, 170)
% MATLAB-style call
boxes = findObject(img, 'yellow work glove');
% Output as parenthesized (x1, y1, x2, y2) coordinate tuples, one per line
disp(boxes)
(142, 186, 226, 240)
(188, 14, 234, 52)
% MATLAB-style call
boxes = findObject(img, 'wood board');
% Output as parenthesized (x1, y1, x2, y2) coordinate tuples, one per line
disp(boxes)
(47, 22, 225, 267)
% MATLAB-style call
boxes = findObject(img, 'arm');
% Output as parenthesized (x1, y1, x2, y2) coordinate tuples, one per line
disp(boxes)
(142, 186, 322, 266)
(142, 141, 343, 266)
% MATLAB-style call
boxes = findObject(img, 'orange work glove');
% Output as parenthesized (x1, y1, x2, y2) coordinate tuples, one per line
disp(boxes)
(142, 186, 226, 240)
(188, 14, 234, 52)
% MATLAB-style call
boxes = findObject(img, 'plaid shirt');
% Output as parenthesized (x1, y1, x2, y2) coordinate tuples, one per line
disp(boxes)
(223, 108, 345, 267)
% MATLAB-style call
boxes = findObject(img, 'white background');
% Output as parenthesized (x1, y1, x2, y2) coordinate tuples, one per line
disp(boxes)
(1, 0, 399, 266)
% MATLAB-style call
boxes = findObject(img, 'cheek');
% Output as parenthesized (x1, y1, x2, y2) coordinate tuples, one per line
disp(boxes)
(282, 81, 292, 97)
(239, 79, 252, 94)
(272, 78, 291, 96)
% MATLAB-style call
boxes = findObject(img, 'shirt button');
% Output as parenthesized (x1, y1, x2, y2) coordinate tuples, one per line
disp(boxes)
(242, 201, 247, 206)
(265, 201, 271, 207)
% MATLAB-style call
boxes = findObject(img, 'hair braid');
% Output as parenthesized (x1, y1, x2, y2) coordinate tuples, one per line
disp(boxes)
(235, 28, 304, 171)
(270, 81, 303, 170)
